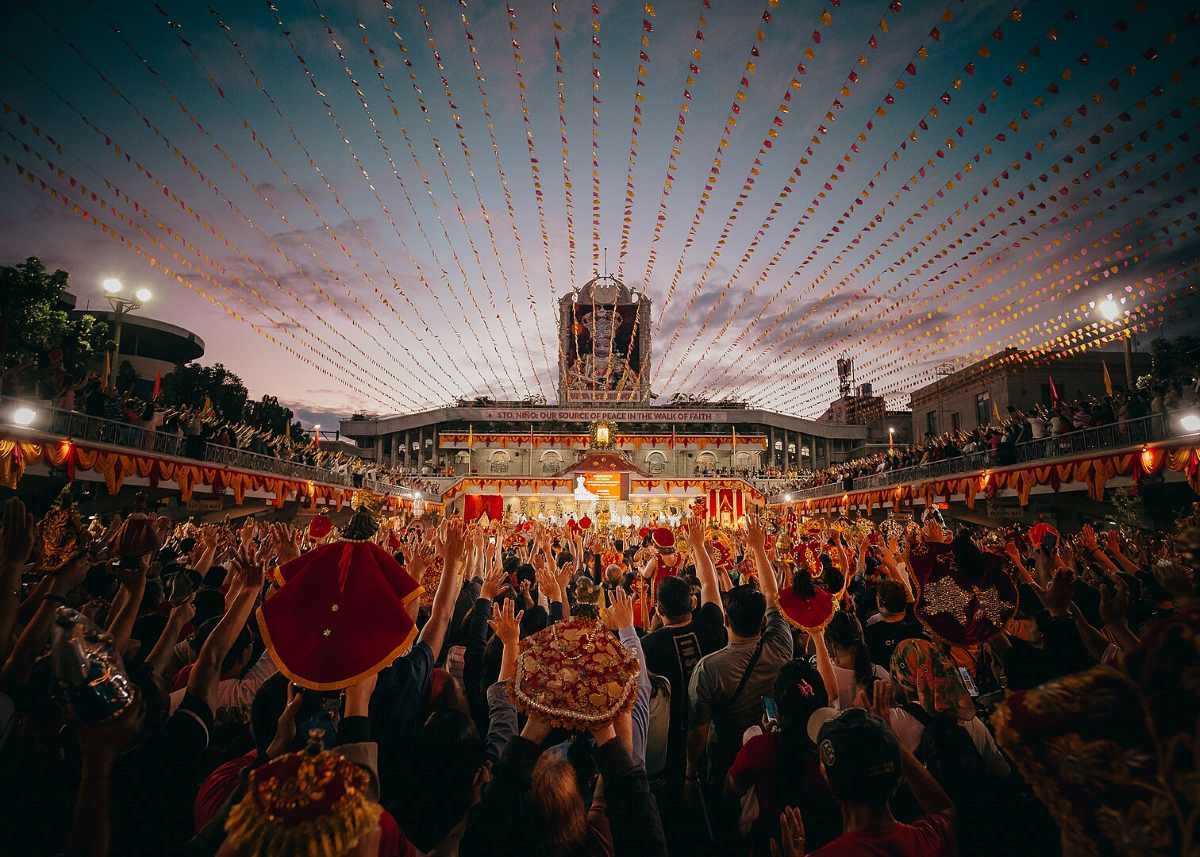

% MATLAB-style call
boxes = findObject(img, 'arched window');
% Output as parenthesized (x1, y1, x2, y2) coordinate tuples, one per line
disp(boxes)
(540, 449, 563, 475)
(696, 451, 717, 473)
(646, 450, 667, 475)
(735, 451, 754, 470)
(490, 450, 510, 474)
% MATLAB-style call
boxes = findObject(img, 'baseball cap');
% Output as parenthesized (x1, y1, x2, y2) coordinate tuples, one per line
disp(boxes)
(816, 708, 902, 803)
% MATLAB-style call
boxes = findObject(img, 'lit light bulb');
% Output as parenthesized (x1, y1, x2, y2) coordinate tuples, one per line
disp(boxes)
(1097, 297, 1121, 322)
(12, 406, 37, 427)
(102, 277, 123, 294)
(134, 287, 152, 303)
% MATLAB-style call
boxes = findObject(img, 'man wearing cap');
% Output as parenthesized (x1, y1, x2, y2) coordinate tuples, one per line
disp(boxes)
(641, 517, 726, 842)
(685, 517, 791, 842)
(801, 696, 956, 856)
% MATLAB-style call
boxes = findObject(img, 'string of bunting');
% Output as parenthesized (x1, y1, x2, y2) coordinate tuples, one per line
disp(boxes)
(551, 1, 578, 285)
(654, 0, 782, 322)
(766, 100, 1200, 411)
(658, 0, 911, 389)
(704, 15, 1183, 402)
(274, 0, 523, 397)
(413, 2, 538, 398)
(24, 19, 440, 409)
(788, 203, 1199, 413)
(128, 8, 458, 404)
(744, 12, 1186, 398)
(457, 0, 555, 394)
(613, 3, 655, 275)
(590, 1, 602, 274)
(784, 102, 1200, 384)
(864, 258, 1199, 405)
(698, 3, 1062, 397)
(0, 150, 411, 410)
(1, 120, 430, 413)
(205, 4, 491, 397)
(759, 91, 1200, 410)
(368, 7, 523, 396)
(505, 3, 570, 388)
(775, 117, 1200, 411)
(635, 0, 711, 284)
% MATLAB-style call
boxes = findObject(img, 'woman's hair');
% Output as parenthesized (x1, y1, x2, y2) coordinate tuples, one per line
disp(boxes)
(824, 610, 874, 692)
(774, 659, 829, 807)
(791, 567, 816, 599)
(530, 752, 589, 855)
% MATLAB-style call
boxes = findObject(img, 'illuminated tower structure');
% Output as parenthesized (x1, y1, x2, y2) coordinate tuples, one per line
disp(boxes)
(558, 275, 651, 404)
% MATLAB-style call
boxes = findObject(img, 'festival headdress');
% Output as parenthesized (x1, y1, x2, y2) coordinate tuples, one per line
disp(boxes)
(907, 539, 1019, 645)
(257, 505, 423, 690)
(512, 617, 640, 730)
(223, 744, 382, 857)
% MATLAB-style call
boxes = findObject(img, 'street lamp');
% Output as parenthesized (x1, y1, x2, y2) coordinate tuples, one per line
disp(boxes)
(1181, 413, 1200, 434)
(888, 426, 895, 449)
(1095, 294, 1134, 391)
(101, 278, 151, 391)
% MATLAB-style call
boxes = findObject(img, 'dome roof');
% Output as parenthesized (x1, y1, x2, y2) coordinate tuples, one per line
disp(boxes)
(571, 275, 637, 305)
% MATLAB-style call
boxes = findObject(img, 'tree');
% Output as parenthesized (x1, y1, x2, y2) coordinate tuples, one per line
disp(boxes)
(160, 362, 249, 420)
(0, 257, 110, 396)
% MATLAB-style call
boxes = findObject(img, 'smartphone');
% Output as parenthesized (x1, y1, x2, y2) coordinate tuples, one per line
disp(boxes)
(956, 667, 979, 698)
(1041, 532, 1058, 553)
(763, 695, 779, 724)
(298, 689, 344, 748)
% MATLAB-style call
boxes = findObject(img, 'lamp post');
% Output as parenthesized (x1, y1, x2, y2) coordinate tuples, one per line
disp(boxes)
(101, 278, 151, 391)
(888, 426, 895, 450)
(1097, 295, 1134, 390)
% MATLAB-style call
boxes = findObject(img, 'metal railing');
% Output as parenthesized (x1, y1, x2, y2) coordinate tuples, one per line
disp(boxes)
(781, 411, 1181, 501)
(0, 398, 426, 497)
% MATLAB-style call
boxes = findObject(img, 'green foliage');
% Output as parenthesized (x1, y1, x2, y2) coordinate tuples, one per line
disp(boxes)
(1149, 336, 1200, 383)
(0, 257, 110, 395)
(160, 362, 249, 420)
(115, 359, 139, 394)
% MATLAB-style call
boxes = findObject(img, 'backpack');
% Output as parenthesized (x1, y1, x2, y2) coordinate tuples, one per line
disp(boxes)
(644, 673, 673, 779)
(902, 703, 989, 798)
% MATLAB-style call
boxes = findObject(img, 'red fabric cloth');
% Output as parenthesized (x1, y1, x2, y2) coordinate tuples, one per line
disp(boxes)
(194, 750, 256, 832)
(463, 494, 504, 522)
(171, 662, 193, 693)
(809, 812, 957, 857)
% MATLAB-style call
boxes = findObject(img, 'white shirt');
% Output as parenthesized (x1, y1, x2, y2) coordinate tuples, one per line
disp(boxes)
(831, 663, 891, 711)
(887, 707, 1011, 777)
(169, 648, 278, 725)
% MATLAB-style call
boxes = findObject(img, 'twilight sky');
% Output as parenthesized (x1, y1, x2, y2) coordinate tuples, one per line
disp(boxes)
(1, 0, 1197, 427)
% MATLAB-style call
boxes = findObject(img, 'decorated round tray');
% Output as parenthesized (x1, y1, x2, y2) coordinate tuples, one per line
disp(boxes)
(513, 617, 640, 729)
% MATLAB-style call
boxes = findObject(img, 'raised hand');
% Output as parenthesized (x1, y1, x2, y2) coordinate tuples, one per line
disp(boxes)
(0, 497, 35, 569)
(266, 683, 304, 758)
(269, 523, 300, 565)
(480, 553, 506, 600)
(487, 596, 523, 649)
(746, 516, 767, 553)
(605, 586, 634, 632)
(769, 807, 807, 857)
(1077, 523, 1099, 552)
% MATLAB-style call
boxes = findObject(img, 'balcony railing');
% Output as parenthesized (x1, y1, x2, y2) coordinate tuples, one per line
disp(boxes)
(0, 398, 426, 498)
(780, 411, 1183, 502)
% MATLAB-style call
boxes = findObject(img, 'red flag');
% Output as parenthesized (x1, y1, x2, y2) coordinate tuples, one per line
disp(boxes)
(1048, 374, 1060, 404)
(151, 369, 162, 401)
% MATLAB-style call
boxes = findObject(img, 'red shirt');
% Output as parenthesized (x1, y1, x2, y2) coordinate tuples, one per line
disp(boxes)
(809, 812, 957, 857)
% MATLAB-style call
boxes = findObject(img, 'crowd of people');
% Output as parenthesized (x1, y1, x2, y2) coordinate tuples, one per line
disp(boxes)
(49, 377, 441, 496)
(0, 478, 1195, 856)
(774, 380, 1200, 495)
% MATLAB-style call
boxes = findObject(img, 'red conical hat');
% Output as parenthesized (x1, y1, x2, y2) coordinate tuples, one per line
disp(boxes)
(257, 540, 424, 690)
